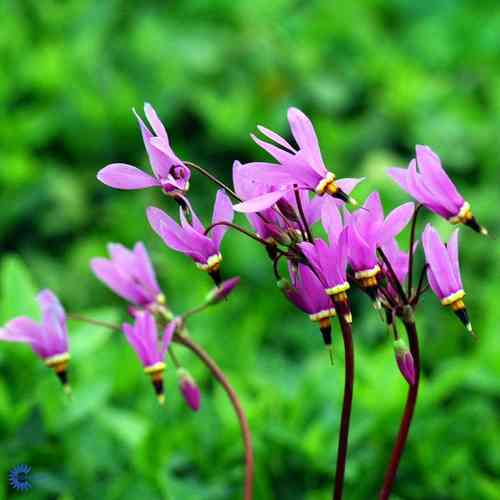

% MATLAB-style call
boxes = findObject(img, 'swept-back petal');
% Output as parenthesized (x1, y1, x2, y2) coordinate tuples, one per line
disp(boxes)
(379, 202, 415, 245)
(321, 197, 343, 243)
(287, 107, 327, 175)
(97, 164, 159, 189)
(144, 102, 168, 139)
(446, 229, 463, 289)
(257, 125, 296, 152)
(233, 190, 288, 213)
(211, 190, 234, 249)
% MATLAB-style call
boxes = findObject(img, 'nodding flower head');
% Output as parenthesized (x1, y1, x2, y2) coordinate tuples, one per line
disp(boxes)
(0, 290, 71, 392)
(387, 145, 487, 235)
(177, 368, 201, 412)
(279, 262, 336, 351)
(147, 190, 233, 285)
(122, 312, 178, 404)
(345, 192, 414, 299)
(422, 224, 473, 334)
(91, 242, 163, 308)
(97, 103, 190, 195)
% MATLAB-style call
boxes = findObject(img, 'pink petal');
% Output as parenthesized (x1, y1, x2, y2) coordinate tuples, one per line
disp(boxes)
(321, 197, 343, 243)
(133, 242, 161, 298)
(287, 107, 327, 175)
(97, 164, 159, 190)
(379, 202, 415, 245)
(211, 190, 234, 249)
(144, 102, 168, 139)
(232, 190, 289, 213)
(446, 229, 463, 289)
(416, 145, 463, 209)
(257, 125, 295, 152)
(251, 133, 296, 166)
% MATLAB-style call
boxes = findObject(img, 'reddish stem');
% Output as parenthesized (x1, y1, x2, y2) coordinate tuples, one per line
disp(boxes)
(175, 334, 254, 500)
(332, 305, 355, 500)
(379, 310, 420, 499)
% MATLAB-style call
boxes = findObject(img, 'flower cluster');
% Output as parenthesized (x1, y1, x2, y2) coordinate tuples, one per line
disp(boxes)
(0, 103, 488, 500)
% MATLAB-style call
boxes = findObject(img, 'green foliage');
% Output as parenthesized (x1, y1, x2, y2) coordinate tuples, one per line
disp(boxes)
(1, 1, 500, 499)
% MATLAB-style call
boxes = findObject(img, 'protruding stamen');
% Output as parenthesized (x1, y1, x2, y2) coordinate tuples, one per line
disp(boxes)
(45, 352, 71, 395)
(144, 362, 166, 405)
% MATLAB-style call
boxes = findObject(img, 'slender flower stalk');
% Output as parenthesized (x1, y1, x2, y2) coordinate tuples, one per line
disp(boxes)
(332, 304, 354, 500)
(174, 333, 254, 500)
(379, 306, 420, 500)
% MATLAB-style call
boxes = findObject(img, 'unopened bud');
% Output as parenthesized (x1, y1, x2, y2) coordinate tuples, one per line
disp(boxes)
(178, 368, 201, 412)
(276, 198, 299, 222)
(206, 277, 240, 305)
(393, 339, 416, 385)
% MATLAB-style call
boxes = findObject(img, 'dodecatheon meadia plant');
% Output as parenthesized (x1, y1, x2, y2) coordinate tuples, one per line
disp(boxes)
(278, 262, 337, 358)
(387, 145, 487, 235)
(147, 189, 233, 285)
(122, 311, 178, 405)
(0, 290, 71, 393)
(90, 242, 166, 310)
(344, 192, 414, 301)
(231, 108, 364, 213)
(422, 224, 473, 334)
(97, 103, 191, 195)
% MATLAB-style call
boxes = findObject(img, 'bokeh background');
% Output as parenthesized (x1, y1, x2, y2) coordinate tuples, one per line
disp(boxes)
(1, 1, 499, 499)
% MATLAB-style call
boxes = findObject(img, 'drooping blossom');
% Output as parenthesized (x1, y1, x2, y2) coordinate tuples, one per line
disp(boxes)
(279, 262, 336, 351)
(91, 242, 164, 308)
(387, 145, 487, 235)
(122, 311, 177, 404)
(147, 190, 233, 284)
(97, 103, 190, 195)
(345, 192, 414, 298)
(177, 368, 201, 412)
(299, 200, 351, 305)
(393, 339, 416, 385)
(232, 108, 363, 213)
(422, 224, 473, 333)
(0, 290, 70, 392)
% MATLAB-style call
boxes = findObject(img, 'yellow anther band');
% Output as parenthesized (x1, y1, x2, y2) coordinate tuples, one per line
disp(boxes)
(196, 253, 223, 271)
(325, 281, 350, 296)
(144, 362, 166, 375)
(309, 308, 337, 322)
(44, 352, 70, 367)
(441, 289, 465, 306)
(448, 201, 471, 225)
(354, 265, 380, 280)
(315, 172, 336, 195)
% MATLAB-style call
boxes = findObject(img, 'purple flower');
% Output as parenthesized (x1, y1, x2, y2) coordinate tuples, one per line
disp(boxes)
(393, 339, 416, 385)
(422, 224, 473, 333)
(91, 242, 163, 307)
(0, 290, 70, 391)
(345, 192, 414, 294)
(278, 262, 336, 353)
(147, 190, 233, 282)
(97, 103, 190, 195)
(387, 145, 486, 235)
(232, 108, 363, 213)
(122, 311, 177, 404)
(177, 368, 201, 412)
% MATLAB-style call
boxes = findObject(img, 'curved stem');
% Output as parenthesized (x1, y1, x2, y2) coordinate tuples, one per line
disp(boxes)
(407, 204, 423, 297)
(184, 161, 242, 202)
(377, 248, 408, 304)
(379, 309, 420, 500)
(68, 313, 121, 331)
(175, 334, 254, 500)
(205, 221, 271, 247)
(294, 187, 313, 243)
(332, 303, 355, 500)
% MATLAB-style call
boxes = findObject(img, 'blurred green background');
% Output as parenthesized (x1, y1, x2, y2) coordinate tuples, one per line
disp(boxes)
(1, 1, 499, 499)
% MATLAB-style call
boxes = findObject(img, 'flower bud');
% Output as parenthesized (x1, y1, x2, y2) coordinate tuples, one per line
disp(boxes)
(393, 339, 416, 385)
(205, 277, 240, 305)
(178, 369, 201, 412)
